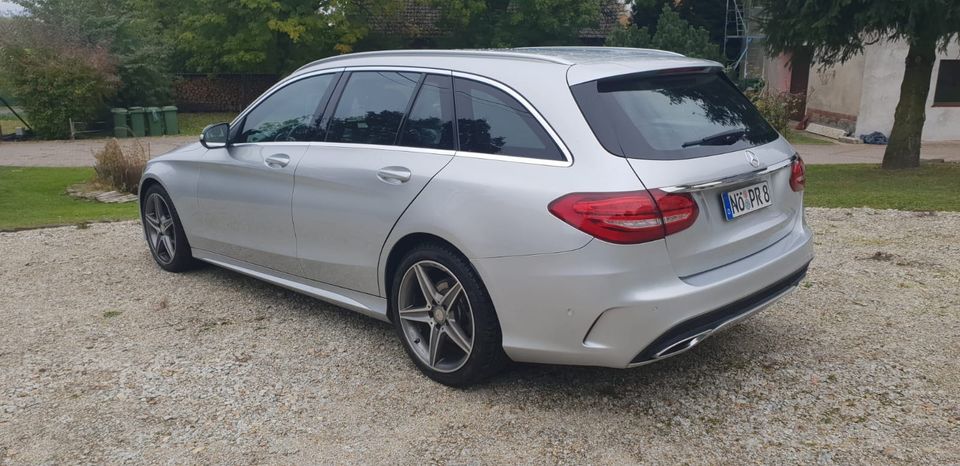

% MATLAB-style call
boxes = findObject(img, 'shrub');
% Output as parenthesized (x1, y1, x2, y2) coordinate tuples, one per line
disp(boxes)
(0, 19, 118, 139)
(748, 90, 800, 135)
(2, 49, 117, 139)
(8, 0, 172, 107)
(93, 138, 149, 194)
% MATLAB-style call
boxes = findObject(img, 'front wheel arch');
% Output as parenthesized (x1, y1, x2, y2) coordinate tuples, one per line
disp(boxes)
(140, 183, 199, 272)
(138, 177, 161, 209)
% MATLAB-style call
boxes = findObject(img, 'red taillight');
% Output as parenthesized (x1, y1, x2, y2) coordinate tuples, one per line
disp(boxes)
(790, 155, 806, 192)
(548, 189, 698, 244)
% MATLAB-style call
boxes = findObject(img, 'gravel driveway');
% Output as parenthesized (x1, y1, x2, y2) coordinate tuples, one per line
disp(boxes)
(1, 208, 958, 464)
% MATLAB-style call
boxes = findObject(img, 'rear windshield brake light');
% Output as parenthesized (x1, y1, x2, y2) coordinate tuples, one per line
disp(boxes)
(656, 66, 714, 75)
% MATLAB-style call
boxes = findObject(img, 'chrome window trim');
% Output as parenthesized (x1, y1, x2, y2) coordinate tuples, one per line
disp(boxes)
(454, 150, 571, 167)
(451, 71, 573, 167)
(311, 141, 456, 157)
(230, 141, 455, 157)
(659, 154, 796, 193)
(226, 65, 574, 168)
(230, 142, 314, 148)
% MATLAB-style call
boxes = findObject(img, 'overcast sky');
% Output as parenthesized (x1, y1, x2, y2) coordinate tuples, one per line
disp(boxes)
(0, 1, 24, 16)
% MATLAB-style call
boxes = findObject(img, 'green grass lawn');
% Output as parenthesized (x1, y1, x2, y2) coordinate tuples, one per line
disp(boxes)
(785, 129, 835, 145)
(1, 116, 23, 136)
(805, 163, 960, 211)
(1, 162, 956, 232)
(0, 167, 138, 231)
(178, 112, 236, 135)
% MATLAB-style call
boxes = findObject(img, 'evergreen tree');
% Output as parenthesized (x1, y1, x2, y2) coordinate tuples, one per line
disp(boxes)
(608, 4, 721, 61)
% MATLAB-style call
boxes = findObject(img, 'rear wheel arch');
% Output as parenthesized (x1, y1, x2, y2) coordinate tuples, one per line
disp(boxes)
(384, 233, 481, 320)
(386, 236, 509, 385)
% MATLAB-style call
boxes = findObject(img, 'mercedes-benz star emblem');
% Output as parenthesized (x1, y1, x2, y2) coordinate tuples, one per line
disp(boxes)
(745, 151, 761, 168)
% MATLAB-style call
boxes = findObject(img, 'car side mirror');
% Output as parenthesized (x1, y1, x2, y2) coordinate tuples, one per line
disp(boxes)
(200, 123, 230, 149)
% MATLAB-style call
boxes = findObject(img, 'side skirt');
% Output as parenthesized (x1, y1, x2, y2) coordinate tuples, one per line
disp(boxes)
(192, 249, 389, 322)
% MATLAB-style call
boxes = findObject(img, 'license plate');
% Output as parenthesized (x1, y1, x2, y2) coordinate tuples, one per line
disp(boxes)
(721, 181, 772, 220)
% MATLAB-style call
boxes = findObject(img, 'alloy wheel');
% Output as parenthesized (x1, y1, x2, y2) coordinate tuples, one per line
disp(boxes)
(143, 193, 176, 264)
(397, 260, 475, 373)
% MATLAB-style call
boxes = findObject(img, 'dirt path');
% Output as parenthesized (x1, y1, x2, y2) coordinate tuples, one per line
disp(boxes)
(0, 136, 195, 167)
(796, 141, 960, 164)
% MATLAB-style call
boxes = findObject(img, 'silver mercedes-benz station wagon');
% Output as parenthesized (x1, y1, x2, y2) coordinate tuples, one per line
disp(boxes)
(139, 47, 812, 386)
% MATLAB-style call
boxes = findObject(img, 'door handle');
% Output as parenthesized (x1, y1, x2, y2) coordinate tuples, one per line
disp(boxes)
(377, 166, 412, 185)
(264, 153, 290, 168)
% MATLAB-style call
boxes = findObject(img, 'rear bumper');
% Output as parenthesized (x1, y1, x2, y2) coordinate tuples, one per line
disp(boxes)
(471, 215, 813, 368)
(627, 263, 807, 366)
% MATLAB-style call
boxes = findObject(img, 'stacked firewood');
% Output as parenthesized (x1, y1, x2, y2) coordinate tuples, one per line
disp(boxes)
(173, 74, 278, 113)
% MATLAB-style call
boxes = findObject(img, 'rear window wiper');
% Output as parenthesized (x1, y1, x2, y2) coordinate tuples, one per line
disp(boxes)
(681, 128, 747, 148)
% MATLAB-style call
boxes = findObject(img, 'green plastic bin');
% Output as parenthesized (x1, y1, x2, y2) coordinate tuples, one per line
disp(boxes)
(145, 107, 163, 136)
(110, 108, 129, 138)
(162, 106, 179, 135)
(128, 107, 146, 137)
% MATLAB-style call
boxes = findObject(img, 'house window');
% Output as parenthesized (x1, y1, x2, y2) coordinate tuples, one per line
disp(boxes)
(933, 60, 960, 106)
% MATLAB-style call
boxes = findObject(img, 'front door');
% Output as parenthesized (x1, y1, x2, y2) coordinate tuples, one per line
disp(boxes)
(193, 73, 340, 273)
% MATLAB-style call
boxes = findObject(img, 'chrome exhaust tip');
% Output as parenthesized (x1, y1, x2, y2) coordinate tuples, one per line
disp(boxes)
(653, 329, 714, 360)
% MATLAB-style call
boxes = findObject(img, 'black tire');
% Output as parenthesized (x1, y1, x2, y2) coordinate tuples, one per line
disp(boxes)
(390, 242, 509, 387)
(141, 184, 199, 273)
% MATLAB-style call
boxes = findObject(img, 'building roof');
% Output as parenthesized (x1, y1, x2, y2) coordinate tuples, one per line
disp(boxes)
(366, 1, 443, 38)
(579, 0, 628, 39)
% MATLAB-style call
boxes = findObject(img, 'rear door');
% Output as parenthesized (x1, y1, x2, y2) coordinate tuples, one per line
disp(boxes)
(293, 71, 456, 295)
(571, 70, 800, 277)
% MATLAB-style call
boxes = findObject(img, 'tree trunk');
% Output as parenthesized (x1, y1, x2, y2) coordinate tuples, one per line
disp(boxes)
(882, 38, 937, 169)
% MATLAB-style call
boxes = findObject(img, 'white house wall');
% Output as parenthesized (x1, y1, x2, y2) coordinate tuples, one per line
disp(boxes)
(762, 53, 793, 94)
(805, 53, 866, 132)
(856, 39, 960, 142)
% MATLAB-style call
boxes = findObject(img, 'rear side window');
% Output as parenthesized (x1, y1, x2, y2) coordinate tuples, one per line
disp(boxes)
(453, 78, 564, 161)
(571, 71, 779, 160)
(398, 74, 456, 150)
(326, 71, 422, 145)
(237, 74, 336, 143)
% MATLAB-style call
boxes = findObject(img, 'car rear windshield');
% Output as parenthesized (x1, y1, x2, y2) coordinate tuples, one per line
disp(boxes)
(571, 71, 779, 160)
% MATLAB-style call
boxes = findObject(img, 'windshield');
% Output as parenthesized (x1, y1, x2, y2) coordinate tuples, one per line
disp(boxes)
(571, 71, 779, 160)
